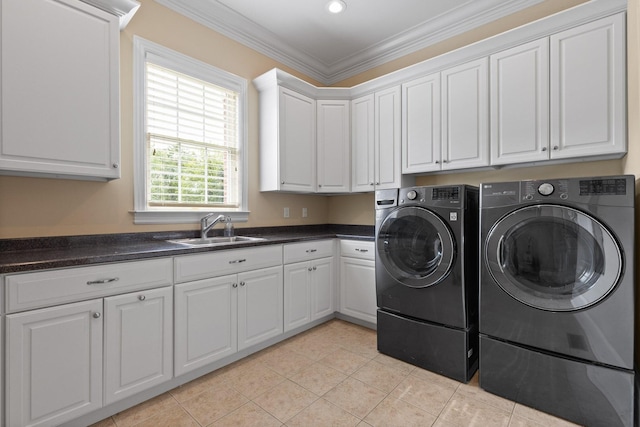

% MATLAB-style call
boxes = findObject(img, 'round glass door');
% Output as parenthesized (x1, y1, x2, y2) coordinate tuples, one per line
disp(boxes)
(377, 206, 455, 288)
(485, 204, 622, 311)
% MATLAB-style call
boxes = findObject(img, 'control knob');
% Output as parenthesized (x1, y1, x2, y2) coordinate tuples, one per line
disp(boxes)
(406, 190, 418, 200)
(538, 183, 554, 196)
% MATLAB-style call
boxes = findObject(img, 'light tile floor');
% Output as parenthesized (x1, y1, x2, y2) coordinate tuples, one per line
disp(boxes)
(92, 319, 581, 427)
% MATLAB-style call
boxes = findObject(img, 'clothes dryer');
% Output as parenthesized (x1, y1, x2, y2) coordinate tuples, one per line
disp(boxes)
(376, 185, 479, 382)
(479, 176, 635, 427)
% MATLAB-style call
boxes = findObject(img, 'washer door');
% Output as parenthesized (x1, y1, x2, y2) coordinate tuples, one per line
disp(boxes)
(485, 204, 622, 311)
(377, 206, 455, 288)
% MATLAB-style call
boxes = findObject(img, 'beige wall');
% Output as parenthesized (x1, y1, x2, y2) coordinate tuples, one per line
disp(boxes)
(0, 0, 634, 237)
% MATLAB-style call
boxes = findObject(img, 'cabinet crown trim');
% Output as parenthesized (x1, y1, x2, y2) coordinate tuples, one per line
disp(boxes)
(81, 0, 141, 29)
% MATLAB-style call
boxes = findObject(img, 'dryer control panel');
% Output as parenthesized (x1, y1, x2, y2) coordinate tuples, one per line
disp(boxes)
(399, 185, 466, 207)
(481, 176, 633, 208)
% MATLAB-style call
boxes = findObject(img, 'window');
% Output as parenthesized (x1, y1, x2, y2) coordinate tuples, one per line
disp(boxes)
(133, 37, 248, 224)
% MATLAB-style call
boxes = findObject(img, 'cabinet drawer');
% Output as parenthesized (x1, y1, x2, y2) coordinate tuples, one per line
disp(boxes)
(175, 245, 283, 283)
(6, 258, 173, 313)
(284, 240, 334, 264)
(340, 240, 374, 260)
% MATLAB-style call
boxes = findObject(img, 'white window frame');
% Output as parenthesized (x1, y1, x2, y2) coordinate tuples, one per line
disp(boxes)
(132, 36, 249, 224)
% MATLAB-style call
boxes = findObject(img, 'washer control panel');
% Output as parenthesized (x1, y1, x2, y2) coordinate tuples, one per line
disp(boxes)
(522, 180, 569, 201)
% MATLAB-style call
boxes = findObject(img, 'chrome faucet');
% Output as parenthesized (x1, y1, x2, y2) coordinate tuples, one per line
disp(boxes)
(200, 213, 226, 239)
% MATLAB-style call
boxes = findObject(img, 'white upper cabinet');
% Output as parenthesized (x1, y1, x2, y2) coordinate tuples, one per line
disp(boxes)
(277, 87, 317, 192)
(550, 13, 626, 159)
(441, 58, 490, 171)
(375, 86, 402, 189)
(402, 73, 441, 173)
(351, 86, 402, 192)
(317, 100, 350, 193)
(490, 38, 550, 165)
(351, 94, 375, 192)
(0, 0, 123, 180)
(255, 4, 627, 191)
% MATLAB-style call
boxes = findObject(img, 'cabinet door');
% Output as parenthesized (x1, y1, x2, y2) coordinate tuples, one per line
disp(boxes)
(7, 299, 103, 427)
(238, 266, 284, 350)
(402, 74, 441, 173)
(279, 87, 316, 192)
(375, 86, 402, 189)
(311, 257, 335, 320)
(104, 287, 173, 405)
(491, 38, 550, 165)
(174, 275, 238, 376)
(351, 94, 375, 192)
(339, 257, 377, 324)
(284, 262, 311, 332)
(441, 58, 489, 170)
(0, 0, 120, 180)
(317, 100, 350, 193)
(550, 13, 626, 159)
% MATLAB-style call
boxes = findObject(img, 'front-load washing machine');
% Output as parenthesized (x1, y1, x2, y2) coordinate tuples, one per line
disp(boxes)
(479, 175, 635, 427)
(376, 185, 479, 382)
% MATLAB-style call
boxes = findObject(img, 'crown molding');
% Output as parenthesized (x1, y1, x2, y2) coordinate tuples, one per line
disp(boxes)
(81, 0, 140, 29)
(255, 0, 626, 101)
(155, 0, 547, 85)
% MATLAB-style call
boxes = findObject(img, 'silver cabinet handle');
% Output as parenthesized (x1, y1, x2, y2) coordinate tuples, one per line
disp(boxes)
(435, 160, 440, 164)
(138, 295, 146, 301)
(306, 249, 317, 253)
(233, 283, 238, 288)
(93, 312, 101, 319)
(313, 266, 317, 271)
(355, 248, 369, 253)
(442, 160, 448, 163)
(240, 281, 246, 286)
(87, 278, 119, 285)
(308, 267, 312, 271)
(553, 146, 559, 150)
(229, 259, 247, 264)
(541, 146, 547, 152)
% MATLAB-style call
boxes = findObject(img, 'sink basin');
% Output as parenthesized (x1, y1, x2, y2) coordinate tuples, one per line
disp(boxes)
(168, 236, 267, 247)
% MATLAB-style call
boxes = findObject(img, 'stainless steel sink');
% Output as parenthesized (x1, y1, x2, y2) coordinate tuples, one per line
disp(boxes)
(168, 236, 267, 247)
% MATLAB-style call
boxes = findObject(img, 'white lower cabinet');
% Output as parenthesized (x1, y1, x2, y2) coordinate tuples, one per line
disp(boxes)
(174, 246, 284, 376)
(237, 266, 284, 350)
(339, 241, 376, 325)
(284, 257, 334, 332)
(104, 287, 173, 405)
(6, 287, 174, 427)
(5, 258, 174, 427)
(283, 240, 335, 332)
(7, 299, 104, 427)
(174, 275, 238, 376)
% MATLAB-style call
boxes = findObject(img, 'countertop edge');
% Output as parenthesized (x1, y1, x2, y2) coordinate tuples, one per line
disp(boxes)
(0, 225, 374, 274)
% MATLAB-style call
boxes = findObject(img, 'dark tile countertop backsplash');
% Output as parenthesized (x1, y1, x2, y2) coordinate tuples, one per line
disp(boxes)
(0, 224, 374, 274)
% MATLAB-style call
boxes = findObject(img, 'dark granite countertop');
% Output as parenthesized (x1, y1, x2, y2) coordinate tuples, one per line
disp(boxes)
(0, 225, 374, 274)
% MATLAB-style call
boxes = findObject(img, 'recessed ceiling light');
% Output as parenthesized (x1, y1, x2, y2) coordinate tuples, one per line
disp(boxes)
(326, 0, 346, 14)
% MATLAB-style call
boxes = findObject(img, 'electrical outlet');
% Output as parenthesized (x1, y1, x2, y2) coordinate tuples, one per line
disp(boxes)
(302, 207, 308, 218)
(283, 207, 290, 218)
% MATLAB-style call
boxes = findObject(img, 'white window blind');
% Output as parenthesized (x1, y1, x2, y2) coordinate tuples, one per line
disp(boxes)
(145, 63, 240, 208)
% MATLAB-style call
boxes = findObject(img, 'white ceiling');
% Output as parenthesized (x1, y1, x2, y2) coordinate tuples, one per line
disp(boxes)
(154, 0, 545, 85)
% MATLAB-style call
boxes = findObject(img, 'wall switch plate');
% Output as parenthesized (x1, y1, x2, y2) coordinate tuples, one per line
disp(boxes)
(302, 207, 307, 218)
(284, 207, 290, 218)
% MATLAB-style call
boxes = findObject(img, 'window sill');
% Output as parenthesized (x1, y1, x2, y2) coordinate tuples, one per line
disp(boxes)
(132, 210, 249, 225)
